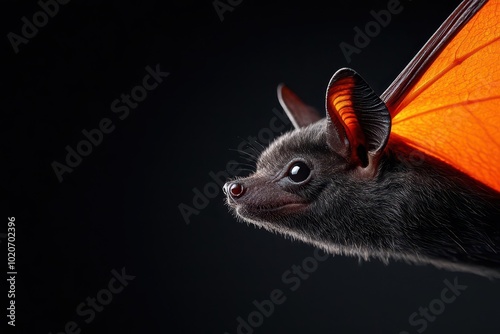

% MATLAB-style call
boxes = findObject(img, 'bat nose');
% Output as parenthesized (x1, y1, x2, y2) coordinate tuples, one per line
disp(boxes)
(223, 182, 245, 198)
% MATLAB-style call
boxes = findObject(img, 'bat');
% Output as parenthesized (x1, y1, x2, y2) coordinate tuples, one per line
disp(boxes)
(224, 0, 500, 277)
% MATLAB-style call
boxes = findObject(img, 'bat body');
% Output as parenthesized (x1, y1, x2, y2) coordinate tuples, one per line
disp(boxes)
(224, 0, 500, 277)
(226, 118, 500, 277)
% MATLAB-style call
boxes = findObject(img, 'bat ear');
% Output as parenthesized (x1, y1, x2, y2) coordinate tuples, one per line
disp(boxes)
(325, 68, 391, 176)
(277, 83, 322, 129)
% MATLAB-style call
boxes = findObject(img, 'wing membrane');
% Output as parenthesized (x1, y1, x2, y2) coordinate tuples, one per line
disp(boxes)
(386, 0, 500, 191)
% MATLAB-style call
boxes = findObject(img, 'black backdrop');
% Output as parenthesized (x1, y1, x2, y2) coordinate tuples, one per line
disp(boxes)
(3, 0, 500, 333)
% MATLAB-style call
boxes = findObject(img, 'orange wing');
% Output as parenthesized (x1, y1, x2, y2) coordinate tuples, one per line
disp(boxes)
(384, 0, 500, 192)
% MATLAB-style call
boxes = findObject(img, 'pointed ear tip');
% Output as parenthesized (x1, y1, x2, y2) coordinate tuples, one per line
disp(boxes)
(277, 83, 290, 100)
(327, 68, 361, 90)
(331, 67, 357, 79)
(336, 67, 356, 74)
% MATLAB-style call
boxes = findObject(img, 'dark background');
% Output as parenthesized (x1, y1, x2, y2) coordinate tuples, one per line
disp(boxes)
(3, 0, 499, 333)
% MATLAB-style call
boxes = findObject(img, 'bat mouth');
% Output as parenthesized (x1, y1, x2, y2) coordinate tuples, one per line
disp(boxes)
(236, 202, 309, 217)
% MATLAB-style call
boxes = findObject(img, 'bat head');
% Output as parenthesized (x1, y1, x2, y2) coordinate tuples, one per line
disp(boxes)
(224, 68, 393, 249)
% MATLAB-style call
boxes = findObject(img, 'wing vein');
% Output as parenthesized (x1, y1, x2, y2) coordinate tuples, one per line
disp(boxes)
(397, 36, 500, 112)
(393, 95, 500, 123)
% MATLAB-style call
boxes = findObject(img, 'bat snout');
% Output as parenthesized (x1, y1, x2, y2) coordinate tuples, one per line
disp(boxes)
(224, 177, 310, 219)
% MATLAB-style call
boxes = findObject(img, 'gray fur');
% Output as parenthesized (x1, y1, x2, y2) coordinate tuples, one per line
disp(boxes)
(225, 119, 500, 278)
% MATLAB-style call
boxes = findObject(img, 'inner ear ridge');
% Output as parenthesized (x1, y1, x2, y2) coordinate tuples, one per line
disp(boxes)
(326, 68, 391, 167)
(326, 75, 366, 162)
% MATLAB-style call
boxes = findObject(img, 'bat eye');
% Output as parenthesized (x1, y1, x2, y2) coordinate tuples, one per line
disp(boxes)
(287, 161, 311, 183)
